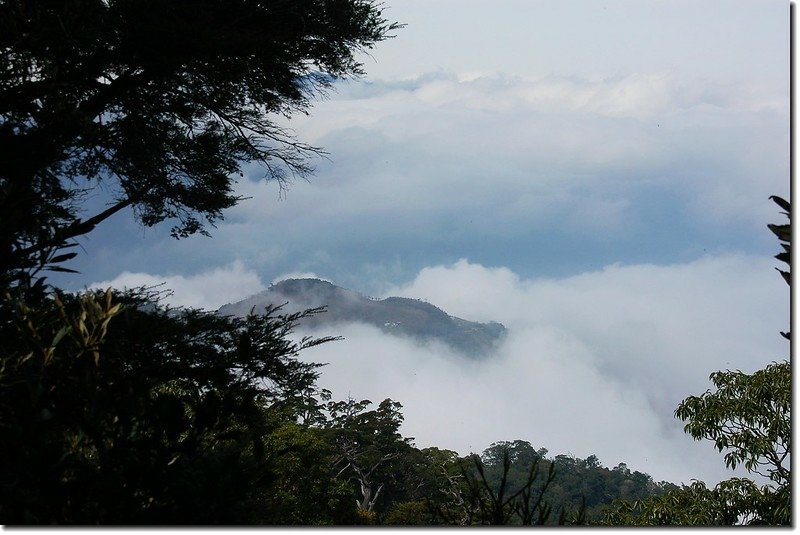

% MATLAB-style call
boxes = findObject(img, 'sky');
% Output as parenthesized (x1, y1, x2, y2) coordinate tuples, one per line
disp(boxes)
(74, 0, 789, 486)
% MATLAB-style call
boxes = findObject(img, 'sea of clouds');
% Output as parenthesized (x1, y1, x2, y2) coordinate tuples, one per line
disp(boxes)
(87, 69, 788, 487)
(296, 254, 786, 487)
(94, 251, 788, 487)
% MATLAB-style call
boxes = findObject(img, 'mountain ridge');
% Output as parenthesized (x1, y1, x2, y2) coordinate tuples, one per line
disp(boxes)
(217, 278, 506, 357)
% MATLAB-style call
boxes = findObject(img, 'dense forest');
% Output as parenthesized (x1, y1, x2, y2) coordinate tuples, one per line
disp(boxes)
(0, 0, 790, 526)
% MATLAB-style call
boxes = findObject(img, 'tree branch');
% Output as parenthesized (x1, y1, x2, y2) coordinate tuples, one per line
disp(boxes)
(15, 197, 134, 260)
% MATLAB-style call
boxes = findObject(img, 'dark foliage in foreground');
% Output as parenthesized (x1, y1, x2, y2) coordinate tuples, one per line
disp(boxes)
(0, 287, 343, 524)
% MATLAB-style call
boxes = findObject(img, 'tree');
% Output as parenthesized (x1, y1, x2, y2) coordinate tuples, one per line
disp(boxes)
(600, 479, 765, 526)
(325, 397, 411, 517)
(0, 288, 339, 524)
(383, 500, 438, 525)
(0, 0, 400, 285)
(437, 445, 585, 526)
(0, 0, 402, 525)
(600, 196, 791, 526)
(249, 421, 361, 525)
(381, 446, 462, 526)
(481, 440, 546, 467)
(676, 361, 790, 488)
(767, 194, 791, 339)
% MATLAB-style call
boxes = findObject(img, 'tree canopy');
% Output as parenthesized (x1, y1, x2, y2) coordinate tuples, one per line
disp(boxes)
(0, 0, 400, 283)
(0, 289, 338, 523)
(676, 361, 790, 487)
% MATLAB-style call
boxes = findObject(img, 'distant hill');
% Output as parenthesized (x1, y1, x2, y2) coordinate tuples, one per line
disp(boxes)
(217, 278, 506, 358)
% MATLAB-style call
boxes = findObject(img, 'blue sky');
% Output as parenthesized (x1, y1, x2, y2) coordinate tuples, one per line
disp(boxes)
(63, 1, 790, 485)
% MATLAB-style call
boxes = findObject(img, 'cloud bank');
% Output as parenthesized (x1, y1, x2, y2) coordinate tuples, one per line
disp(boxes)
(298, 254, 786, 487)
(62, 69, 787, 294)
(222, 70, 787, 290)
(86, 249, 787, 486)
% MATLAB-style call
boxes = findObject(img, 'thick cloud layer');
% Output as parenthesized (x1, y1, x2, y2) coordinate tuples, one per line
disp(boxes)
(298, 254, 786, 487)
(85, 249, 786, 486)
(64, 69, 787, 293)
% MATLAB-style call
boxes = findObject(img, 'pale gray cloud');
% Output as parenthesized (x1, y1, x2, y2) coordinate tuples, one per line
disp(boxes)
(259, 69, 787, 229)
(183, 69, 786, 293)
(360, 0, 787, 83)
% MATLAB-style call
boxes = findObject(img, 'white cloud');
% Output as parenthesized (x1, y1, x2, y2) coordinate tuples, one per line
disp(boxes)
(304, 70, 786, 126)
(77, 69, 785, 293)
(299, 254, 786, 486)
(272, 271, 331, 284)
(89, 260, 266, 310)
(385, 255, 785, 413)
(252, 70, 787, 236)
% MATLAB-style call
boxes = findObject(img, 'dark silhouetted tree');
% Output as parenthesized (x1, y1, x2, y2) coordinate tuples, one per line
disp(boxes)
(325, 397, 411, 520)
(0, 0, 400, 286)
(0, 290, 339, 524)
(0, 0, 404, 525)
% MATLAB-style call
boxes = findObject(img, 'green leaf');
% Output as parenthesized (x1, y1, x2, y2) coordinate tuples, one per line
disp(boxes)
(49, 252, 79, 264)
(44, 265, 80, 273)
(52, 325, 72, 347)
(769, 195, 791, 214)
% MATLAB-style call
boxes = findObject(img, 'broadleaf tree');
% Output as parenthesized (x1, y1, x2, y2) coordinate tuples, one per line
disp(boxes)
(1, 0, 401, 525)
(325, 397, 413, 518)
(0, 289, 340, 524)
(0, 0, 401, 285)
(600, 196, 791, 526)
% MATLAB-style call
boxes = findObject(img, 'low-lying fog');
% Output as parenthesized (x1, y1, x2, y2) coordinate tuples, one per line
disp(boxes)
(297, 254, 785, 486)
